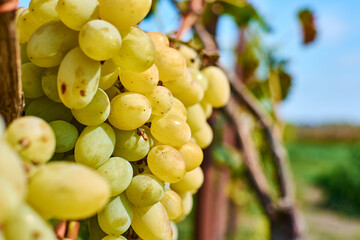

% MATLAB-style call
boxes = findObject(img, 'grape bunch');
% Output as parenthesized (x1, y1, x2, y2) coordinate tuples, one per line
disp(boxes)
(2, 0, 231, 239)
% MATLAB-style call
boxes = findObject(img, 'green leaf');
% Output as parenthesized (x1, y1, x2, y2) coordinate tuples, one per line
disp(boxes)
(212, 144, 243, 171)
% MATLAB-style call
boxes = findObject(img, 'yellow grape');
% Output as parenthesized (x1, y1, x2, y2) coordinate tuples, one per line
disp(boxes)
(27, 20, 78, 67)
(171, 167, 204, 194)
(108, 92, 152, 130)
(16, 8, 42, 44)
(186, 103, 206, 132)
(113, 27, 156, 73)
(132, 202, 172, 240)
(173, 192, 193, 222)
(97, 157, 133, 196)
(192, 122, 213, 149)
(99, 0, 152, 31)
(79, 20, 122, 61)
(150, 115, 191, 148)
(202, 66, 230, 108)
(178, 141, 203, 172)
(98, 193, 133, 235)
(163, 98, 187, 121)
(100, 59, 120, 90)
(88, 215, 107, 240)
(49, 120, 78, 153)
(155, 47, 187, 82)
(42, 66, 61, 102)
(0, 177, 21, 224)
(27, 161, 110, 219)
(58, 47, 101, 109)
(175, 80, 204, 107)
(21, 62, 45, 99)
(0, 142, 27, 197)
(25, 96, 73, 122)
(5, 116, 55, 164)
(160, 189, 183, 221)
(126, 174, 165, 207)
(200, 100, 213, 119)
(113, 128, 151, 162)
(75, 123, 115, 168)
(4, 204, 57, 240)
(147, 32, 170, 49)
(56, 0, 99, 31)
(145, 86, 174, 116)
(147, 145, 186, 183)
(105, 86, 120, 101)
(101, 236, 127, 240)
(189, 68, 208, 91)
(120, 64, 159, 94)
(71, 88, 110, 126)
(170, 221, 178, 240)
(29, 0, 59, 23)
(177, 45, 201, 70)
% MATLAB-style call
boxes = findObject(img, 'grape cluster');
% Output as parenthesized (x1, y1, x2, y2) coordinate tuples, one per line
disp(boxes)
(2, 0, 231, 239)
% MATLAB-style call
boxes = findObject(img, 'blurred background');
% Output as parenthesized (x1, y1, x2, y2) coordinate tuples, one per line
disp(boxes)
(19, 0, 360, 239)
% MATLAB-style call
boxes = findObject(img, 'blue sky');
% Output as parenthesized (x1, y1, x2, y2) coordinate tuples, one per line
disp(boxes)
(19, 0, 360, 125)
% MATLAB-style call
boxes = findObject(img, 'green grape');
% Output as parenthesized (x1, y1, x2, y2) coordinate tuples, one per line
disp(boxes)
(23, 98, 34, 111)
(19, 43, 30, 63)
(178, 141, 203, 172)
(21, 62, 45, 99)
(29, 0, 59, 23)
(79, 20, 122, 61)
(56, 0, 99, 31)
(170, 221, 178, 240)
(173, 192, 193, 222)
(98, 193, 133, 236)
(175, 80, 204, 107)
(155, 47, 187, 82)
(178, 45, 201, 70)
(0, 141, 27, 197)
(189, 68, 208, 91)
(71, 88, 110, 126)
(5, 116, 55, 164)
(202, 66, 230, 108)
(0, 177, 21, 224)
(16, 8, 42, 44)
(160, 189, 183, 221)
(25, 96, 73, 122)
(147, 145, 186, 183)
(58, 47, 101, 109)
(27, 20, 78, 67)
(75, 123, 115, 168)
(186, 103, 206, 132)
(126, 174, 165, 207)
(163, 98, 187, 121)
(150, 115, 191, 148)
(147, 32, 169, 49)
(105, 86, 120, 101)
(27, 161, 110, 219)
(97, 157, 133, 196)
(192, 122, 213, 149)
(3, 204, 57, 240)
(200, 100, 213, 119)
(108, 92, 151, 130)
(132, 202, 172, 240)
(70, 117, 86, 133)
(100, 59, 120, 90)
(99, 0, 151, 31)
(112, 27, 156, 73)
(145, 86, 174, 116)
(171, 167, 204, 194)
(101, 236, 127, 240)
(119, 64, 159, 94)
(113, 128, 151, 162)
(88, 215, 107, 240)
(42, 66, 61, 102)
(49, 120, 78, 153)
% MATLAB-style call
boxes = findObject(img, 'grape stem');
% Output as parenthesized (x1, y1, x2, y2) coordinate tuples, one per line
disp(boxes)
(55, 221, 67, 239)
(65, 221, 80, 240)
(137, 128, 148, 141)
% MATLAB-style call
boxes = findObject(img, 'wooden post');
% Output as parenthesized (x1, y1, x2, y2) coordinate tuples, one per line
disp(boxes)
(0, 0, 23, 125)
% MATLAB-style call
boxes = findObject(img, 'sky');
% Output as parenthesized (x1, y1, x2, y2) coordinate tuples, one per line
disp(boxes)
(19, 0, 360, 125)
